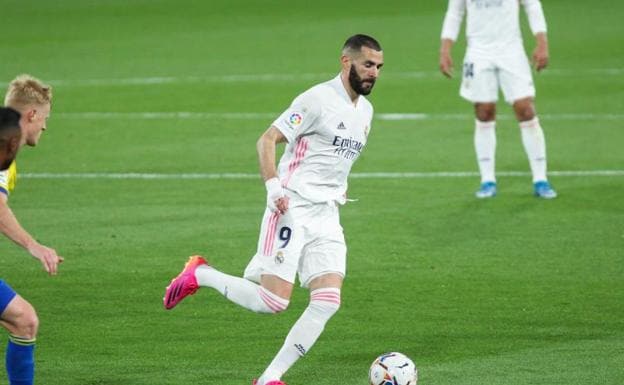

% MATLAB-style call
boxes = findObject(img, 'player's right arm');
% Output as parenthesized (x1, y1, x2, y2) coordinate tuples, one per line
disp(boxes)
(260, 91, 321, 214)
(0, 194, 63, 275)
(439, 0, 466, 78)
(439, 39, 455, 78)
(257, 126, 289, 214)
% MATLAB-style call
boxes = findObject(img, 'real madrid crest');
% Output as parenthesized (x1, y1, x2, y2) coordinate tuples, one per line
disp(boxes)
(275, 251, 285, 265)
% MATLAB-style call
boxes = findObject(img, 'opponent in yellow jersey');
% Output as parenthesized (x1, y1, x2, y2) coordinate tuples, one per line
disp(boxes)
(0, 161, 17, 196)
(1, 74, 62, 271)
(1, 76, 63, 385)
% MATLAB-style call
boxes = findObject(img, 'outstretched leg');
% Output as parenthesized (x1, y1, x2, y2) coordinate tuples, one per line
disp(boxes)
(164, 256, 291, 313)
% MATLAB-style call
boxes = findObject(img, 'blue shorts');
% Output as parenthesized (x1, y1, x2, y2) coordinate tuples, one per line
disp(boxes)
(0, 279, 18, 315)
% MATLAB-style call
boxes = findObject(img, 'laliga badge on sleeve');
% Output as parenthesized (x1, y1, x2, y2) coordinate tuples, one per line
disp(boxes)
(288, 112, 303, 127)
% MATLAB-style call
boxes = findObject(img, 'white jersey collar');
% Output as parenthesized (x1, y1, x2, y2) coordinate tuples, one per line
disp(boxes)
(330, 73, 360, 107)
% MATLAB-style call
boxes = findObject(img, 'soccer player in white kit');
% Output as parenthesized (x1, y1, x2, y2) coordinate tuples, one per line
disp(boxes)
(439, 0, 557, 199)
(164, 34, 384, 385)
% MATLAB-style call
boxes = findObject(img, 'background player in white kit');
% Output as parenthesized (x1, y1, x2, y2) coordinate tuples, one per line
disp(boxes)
(164, 34, 384, 385)
(439, 0, 557, 199)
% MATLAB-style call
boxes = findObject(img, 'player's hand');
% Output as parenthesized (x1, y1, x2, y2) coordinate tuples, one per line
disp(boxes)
(532, 45, 549, 72)
(275, 196, 289, 214)
(439, 51, 454, 78)
(532, 33, 549, 72)
(265, 177, 288, 214)
(28, 242, 64, 275)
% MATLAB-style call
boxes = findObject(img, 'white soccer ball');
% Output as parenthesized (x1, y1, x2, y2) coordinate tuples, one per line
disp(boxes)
(368, 352, 418, 385)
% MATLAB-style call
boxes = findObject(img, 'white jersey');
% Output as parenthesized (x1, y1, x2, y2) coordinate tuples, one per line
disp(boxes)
(441, 0, 547, 57)
(272, 74, 373, 204)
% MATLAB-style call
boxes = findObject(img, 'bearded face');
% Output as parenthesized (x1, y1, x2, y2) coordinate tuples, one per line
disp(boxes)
(348, 64, 377, 95)
(345, 46, 383, 96)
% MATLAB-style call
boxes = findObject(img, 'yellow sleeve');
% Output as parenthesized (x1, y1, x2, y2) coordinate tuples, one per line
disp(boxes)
(0, 161, 17, 196)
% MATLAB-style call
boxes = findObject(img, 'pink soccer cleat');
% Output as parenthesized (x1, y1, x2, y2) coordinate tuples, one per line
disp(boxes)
(163, 255, 208, 310)
(252, 380, 287, 385)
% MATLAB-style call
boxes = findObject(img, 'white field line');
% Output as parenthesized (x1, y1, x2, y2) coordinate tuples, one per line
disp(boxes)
(376, 113, 624, 121)
(53, 111, 624, 121)
(55, 112, 276, 120)
(1, 68, 621, 88)
(20, 170, 624, 180)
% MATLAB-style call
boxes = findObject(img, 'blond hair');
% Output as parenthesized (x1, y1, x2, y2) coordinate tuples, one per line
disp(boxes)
(4, 74, 52, 109)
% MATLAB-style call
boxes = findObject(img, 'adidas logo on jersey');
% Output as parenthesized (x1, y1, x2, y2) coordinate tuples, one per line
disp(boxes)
(336, 122, 346, 130)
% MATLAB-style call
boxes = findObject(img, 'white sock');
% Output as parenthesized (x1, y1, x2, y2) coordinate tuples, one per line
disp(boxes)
(195, 265, 288, 313)
(519, 117, 547, 182)
(258, 288, 341, 384)
(474, 120, 496, 183)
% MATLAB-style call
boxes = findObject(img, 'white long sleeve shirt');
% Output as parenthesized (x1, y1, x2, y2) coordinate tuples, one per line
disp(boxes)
(441, 0, 547, 57)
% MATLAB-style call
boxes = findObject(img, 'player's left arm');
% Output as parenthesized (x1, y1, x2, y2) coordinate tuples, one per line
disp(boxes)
(439, 0, 466, 78)
(522, 0, 549, 71)
(532, 32, 549, 71)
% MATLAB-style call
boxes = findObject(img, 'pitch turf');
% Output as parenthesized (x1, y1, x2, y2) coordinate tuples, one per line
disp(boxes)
(1, 1, 623, 384)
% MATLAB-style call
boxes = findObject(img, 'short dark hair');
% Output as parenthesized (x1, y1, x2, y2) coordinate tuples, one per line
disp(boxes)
(343, 34, 382, 52)
(0, 107, 21, 136)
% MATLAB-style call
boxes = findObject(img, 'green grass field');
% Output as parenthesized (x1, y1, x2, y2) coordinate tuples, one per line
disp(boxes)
(1, 1, 623, 384)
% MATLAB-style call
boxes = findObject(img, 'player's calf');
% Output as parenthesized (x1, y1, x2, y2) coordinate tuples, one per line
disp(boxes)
(256, 288, 341, 384)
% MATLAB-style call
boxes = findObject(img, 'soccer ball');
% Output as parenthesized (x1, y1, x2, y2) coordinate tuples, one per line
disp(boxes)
(369, 352, 418, 385)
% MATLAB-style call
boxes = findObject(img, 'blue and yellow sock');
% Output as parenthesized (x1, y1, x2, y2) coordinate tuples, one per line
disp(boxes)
(6, 335, 36, 385)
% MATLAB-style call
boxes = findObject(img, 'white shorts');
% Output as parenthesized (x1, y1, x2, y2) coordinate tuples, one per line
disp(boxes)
(460, 50, 535, 104)
(244, 193, 346, 288)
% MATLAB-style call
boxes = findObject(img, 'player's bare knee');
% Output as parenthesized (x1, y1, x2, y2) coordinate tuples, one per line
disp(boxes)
(516, 110, 536, 122)
(14, 308, 39, 339)
(513, 98, 536, 121)
(475, 103, 496, 122)
(260, 274, 293, 299)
